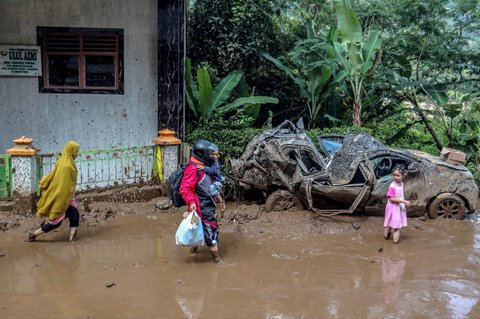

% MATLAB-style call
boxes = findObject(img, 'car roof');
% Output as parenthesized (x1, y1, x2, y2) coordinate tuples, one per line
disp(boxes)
(328, 133, 390, 183)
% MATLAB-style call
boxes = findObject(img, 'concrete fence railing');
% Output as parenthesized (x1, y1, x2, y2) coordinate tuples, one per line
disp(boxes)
(1, 131, 183, 214)
(38, 146, 156, 192)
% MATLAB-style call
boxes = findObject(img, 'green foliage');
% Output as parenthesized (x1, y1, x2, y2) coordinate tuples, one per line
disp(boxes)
(187, 0, 286, 83)
(187, 111, 479, 182)
(185, 117, 262, 172)
(185, 58, 279, 124)
(185, 0, 480, 183)
(369, 112, 442, 155)
(333, 0, 382, 126)
(262, 19, 342, 128)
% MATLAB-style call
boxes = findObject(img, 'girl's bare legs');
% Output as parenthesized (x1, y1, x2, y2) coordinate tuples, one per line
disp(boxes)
(393, 229, 400, 243)
(384, 227, 392, 240)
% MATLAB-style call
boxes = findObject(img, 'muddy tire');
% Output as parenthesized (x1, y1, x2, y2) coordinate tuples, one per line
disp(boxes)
(265, 190, 305, 213)
(427, 193, 466, 220)
(222, 173, 237, 200)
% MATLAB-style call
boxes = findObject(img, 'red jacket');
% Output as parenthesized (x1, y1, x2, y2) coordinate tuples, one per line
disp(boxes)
(179, 160, 204, 217)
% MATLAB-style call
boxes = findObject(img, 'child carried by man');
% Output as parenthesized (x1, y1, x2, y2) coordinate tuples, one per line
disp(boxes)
(203, 151, 226, 216)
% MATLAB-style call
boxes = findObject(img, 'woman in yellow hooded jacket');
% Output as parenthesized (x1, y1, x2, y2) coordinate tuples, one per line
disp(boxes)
(27, 141, 80, 242)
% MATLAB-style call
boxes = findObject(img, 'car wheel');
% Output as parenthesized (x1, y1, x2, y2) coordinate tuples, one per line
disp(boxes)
(427, 193, 466, 220)
(222, 173, 237, 200)
(265, 190, 305, 213)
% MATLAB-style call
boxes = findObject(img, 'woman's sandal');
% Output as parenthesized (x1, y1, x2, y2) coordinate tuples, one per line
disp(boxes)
(25, 232, 36, 242)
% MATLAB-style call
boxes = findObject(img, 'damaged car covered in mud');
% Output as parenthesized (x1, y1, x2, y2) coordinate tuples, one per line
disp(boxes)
(231, 121, 479, 219)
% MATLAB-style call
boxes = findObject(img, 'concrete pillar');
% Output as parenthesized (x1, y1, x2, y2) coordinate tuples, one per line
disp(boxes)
(6, 136, 39, 215)
(152, 129, 181, 182)
(157, 0, 186, 139)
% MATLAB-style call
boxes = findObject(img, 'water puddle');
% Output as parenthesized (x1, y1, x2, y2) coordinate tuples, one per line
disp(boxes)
(1, 211, 479, 318)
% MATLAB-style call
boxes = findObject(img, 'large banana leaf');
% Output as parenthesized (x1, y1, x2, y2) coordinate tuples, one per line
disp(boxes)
(335, 0, 362, 44)
(197, 67, 213, 121)
(326, 27, 340, 58)
(333, 42, 352, 75)
(262, 53, 309, 99)
(237, 77, 250, 98)
(184, 58, 198, 116)
(308, 65, 332, 97)
(237, 78, 262, 119)
(220, 96, 279, 113)
(212, 70, 244, 109)
(347, 42, 363, 77)
(360, 31, 382, 76)
(322, 70, 348, 99)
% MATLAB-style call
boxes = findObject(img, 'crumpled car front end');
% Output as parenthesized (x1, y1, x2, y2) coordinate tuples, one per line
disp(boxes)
(231, 121, 327, 193)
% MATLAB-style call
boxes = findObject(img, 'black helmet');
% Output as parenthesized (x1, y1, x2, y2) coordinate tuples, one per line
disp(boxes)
(192, 139, 218, 166)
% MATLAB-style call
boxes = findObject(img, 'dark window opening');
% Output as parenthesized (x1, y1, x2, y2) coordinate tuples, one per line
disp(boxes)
(350, 168, 366, 184)
(37, 27, 123, 94)
(372, 156, 412, 179)
(288, 149, 323, 174)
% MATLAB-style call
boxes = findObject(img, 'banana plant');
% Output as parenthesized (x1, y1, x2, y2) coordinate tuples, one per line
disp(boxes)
(262, 24, 342, 128)
(185, 58, 278, 124)
(333, 0, 382, 126)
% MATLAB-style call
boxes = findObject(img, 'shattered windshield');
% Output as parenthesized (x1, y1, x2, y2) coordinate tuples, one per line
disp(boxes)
(327, 134, 388, 184)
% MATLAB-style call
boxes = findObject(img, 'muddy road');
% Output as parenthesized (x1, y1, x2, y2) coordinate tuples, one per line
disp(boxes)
(1, 199, 479, 319)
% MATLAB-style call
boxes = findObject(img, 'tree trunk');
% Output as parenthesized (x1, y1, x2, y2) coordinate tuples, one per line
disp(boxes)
(418, 110, 443, 151)
(352, 100, 362, 126)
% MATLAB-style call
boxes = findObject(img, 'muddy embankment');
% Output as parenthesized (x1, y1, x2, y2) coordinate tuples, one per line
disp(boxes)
(0, 184, 163, 233)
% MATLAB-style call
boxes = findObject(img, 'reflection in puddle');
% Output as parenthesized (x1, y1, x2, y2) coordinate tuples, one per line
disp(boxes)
(381, 253, 406, 305)
(444, 291, 477, 319)
(443, 280, 478, 319)
(175, 295, 204, 319)
(327, 302, 339, 318)
(467, 214, 480, 264)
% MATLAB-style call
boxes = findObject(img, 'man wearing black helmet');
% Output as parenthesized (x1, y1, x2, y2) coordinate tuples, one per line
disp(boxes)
(180, 139, 222, 263)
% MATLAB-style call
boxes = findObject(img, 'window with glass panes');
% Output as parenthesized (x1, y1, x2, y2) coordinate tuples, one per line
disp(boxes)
(37, 27, 123, 94)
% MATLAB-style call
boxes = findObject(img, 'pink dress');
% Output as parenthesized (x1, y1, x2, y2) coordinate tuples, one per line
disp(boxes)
(384, 182, 407, 229)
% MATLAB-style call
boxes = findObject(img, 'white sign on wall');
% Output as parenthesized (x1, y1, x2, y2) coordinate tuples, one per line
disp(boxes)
(0, 45, 42, 76)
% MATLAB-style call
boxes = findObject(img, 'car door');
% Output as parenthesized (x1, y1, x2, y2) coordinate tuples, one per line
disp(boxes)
(298, 160, 372, 216)
(365, 155, 424, 215)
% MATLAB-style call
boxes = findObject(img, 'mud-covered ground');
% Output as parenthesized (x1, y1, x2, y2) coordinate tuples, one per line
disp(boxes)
(1, 196, 480, 318)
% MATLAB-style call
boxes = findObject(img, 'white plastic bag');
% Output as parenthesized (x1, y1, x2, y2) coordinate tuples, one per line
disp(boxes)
(175, 210, 205, 246)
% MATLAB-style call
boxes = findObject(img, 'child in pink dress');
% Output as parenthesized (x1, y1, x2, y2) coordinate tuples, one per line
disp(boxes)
(384, 167, 411, 243)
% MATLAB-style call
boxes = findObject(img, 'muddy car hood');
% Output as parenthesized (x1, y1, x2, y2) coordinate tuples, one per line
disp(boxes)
(231, 121, 327, 192)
